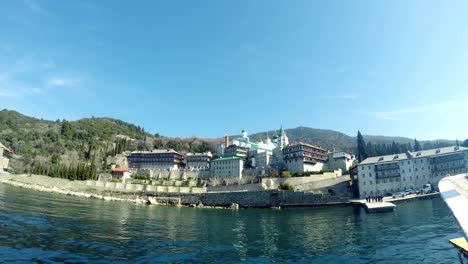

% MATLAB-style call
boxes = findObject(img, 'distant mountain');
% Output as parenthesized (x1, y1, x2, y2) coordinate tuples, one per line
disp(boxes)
(248, 127, 355, 151)
(248, 127, 457, 153)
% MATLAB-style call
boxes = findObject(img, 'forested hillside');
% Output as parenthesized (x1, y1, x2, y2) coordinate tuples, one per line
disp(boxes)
(0, 109, 219, 173)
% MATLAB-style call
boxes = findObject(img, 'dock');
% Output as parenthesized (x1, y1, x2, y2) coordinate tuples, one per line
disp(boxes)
(363, 201, 396, 213)
(350, 199, 396, 213)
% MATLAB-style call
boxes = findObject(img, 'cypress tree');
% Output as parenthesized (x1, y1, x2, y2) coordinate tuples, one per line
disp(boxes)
(413, 139, 422, 151)
(357, 131, 367, 162)
(462, 139, 468, 148)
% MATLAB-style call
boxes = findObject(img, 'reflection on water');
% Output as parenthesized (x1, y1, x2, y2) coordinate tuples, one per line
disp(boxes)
(0, 184, 464, 263)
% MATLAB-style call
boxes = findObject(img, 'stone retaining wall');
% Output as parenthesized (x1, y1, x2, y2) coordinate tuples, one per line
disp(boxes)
(206, 183, 263, 193)
(0, 173, 350, 208)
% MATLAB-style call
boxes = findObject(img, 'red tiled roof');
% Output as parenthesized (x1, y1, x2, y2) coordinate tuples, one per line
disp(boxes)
(112, 167, 128, 172)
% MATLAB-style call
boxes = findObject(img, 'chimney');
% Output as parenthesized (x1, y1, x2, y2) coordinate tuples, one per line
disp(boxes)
(225, 135, 229, 147)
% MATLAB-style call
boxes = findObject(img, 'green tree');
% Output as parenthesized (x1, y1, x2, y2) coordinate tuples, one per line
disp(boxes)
(406, 143, 413, 152)
(60, 121, 75, 140)
(462, 139, 468, 148)
(366, 142, 376, 157)
(357, 131, 367, 162)
(278, 183, 293, 191)
(280, 171, 292, 178)
(51, 154, 61, 164)
(414, 139, 422, 151)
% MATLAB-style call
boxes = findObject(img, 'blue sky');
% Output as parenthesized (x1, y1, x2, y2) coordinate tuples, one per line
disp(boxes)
(1, 0, 468, 140)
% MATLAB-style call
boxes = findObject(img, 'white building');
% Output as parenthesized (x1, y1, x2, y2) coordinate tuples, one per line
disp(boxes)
(326, 151, 356, 174)
(357, 146, 468, 198)
(216, 127, 289, 169)
(282, 143, 328, 174)
(127, 149, 184, 170)
(210, 156, 244, 179)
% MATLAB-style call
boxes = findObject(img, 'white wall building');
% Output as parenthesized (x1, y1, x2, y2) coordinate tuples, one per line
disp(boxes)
(127, 149, 184, 170)
(326, 151, 356, 174)
(282, 143, 328, 174)
(210, 156, 244, 179)
(357, 146, 468, 198)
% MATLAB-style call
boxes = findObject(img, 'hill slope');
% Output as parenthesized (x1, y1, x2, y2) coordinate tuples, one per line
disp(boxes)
(0, 109, 219, 173)
(0, 109, 458, 173)
(249, 127, 456, 152)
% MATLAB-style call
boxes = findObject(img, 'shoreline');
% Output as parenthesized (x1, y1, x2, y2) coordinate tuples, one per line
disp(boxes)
(0, 177, 141, 204)
(0, 173, 352, 209)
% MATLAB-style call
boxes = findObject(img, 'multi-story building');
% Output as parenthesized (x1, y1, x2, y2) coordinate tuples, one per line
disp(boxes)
(0, 142, 11, 172)
(357, 146, 468, 198)
(326, 151, 356, 174)
(186, 152, 213, 169)
(127, 149, 184, 170)
(216, 127, 289, 168)
(210, 156, 244, 178)
(282, 143, 327, 174)
(224, 144, 249, 158)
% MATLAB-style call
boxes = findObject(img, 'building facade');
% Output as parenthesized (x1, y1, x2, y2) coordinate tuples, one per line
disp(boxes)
(186, 152, 213, 169)
(0, 142, 11, 172)
(111, 167, 131, 179)
(326, 151, 356, 174)
(357, 146, 468, 198)
(282, 143, 327, 174)
(127, 149, 184, 170)
(210, 156, 244, 178)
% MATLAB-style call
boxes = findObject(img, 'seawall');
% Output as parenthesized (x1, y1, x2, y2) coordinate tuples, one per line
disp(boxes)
(0, 173, 350, 208)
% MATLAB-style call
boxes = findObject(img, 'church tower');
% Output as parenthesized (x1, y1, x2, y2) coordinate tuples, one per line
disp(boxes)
(279, 126, 289, 148)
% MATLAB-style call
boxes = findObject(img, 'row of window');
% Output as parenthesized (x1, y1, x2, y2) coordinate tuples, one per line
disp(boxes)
(362, 174, 431, 185)
(130, 154, 181, 158)
(212, 166, 239, 170)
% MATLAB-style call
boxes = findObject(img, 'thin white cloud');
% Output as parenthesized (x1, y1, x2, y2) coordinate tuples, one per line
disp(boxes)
(365, 99, 467, 121)
(47, 77, 81, 87)
(0, 56, 87, 98)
